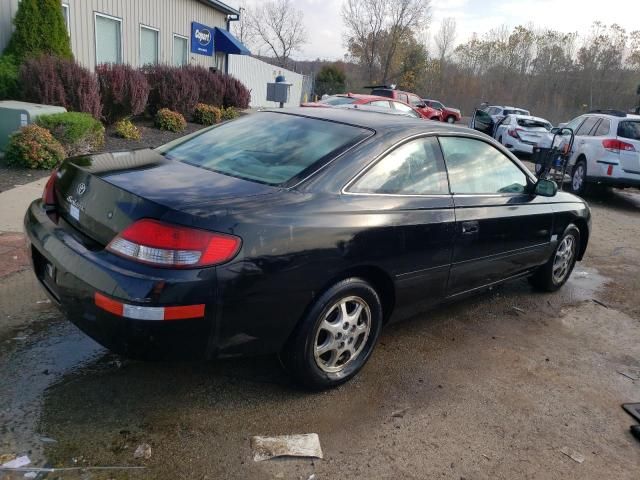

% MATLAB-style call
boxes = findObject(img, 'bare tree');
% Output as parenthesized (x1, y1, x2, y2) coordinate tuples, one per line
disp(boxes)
(233, 5, 256, 51)
(341, 0, 386, 83)
(434, 17, 457, 61)
(248, 0, 307, 69)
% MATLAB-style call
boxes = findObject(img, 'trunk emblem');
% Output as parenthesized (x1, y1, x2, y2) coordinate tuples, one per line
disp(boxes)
(77, 183, 87, 196)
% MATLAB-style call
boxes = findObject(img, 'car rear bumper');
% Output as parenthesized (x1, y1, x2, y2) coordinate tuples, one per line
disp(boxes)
(589, 161, 640, 188)
(504, 139, 535, 154)
(24, 200, 218, 360)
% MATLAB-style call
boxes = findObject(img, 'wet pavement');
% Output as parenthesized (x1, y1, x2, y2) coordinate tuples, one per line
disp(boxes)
(1, 188, 640, 479)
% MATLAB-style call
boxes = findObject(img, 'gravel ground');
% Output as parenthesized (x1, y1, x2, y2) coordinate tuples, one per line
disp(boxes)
(0, 163, 50, 194)
(1, 187, 639, 479)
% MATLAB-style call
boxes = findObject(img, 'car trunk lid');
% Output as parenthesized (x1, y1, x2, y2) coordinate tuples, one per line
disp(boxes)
(617, 120, 640, 173)
(54, 149, 278, 246)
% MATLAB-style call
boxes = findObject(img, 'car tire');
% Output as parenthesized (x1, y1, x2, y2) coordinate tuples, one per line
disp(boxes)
(529, 225, 580, 292)
(280, 277, 383, 390)
(570, 159, 588, 196)
(447, 116, 456, 123)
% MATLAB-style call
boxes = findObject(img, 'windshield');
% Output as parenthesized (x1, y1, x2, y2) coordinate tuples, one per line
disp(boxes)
(618, 121, 640, 140)
(517, 118, 551, 130)
(156, 112, 371, 186)
(319, 96, 357, 106)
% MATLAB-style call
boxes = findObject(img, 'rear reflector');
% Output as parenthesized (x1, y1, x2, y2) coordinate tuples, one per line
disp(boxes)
(94, 292, 205, 321)
(106, 219, 241, 268)
(607, 165, 613, 176)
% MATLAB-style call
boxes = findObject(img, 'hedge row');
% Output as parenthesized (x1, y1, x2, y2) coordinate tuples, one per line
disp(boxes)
(13, 55, 251, 124)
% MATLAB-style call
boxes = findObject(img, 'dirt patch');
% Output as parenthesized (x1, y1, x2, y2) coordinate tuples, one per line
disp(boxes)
(0, 164, 50, 194)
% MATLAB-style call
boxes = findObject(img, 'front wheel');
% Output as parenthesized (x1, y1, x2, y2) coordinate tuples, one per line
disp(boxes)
(529, 225, 580, 292)
(447, 116, 456, 123)
(280, 278, 383, 390)
(570, 160, 588, 196)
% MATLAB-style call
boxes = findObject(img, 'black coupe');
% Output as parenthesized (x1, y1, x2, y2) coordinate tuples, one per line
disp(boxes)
(25, 108, 590, 389)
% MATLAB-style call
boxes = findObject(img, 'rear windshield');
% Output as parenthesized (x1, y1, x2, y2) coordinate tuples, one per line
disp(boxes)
(156, 112, 371, 186)
(320, 96, 356, 106)
(371, 89, 393, 98)
(617, 121, 640, 140)
(516, 118, 551, 130)
(504, 109, 530, 116)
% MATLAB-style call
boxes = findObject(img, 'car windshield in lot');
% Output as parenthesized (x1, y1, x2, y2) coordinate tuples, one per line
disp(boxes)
(517, 118, 551, 130)
(319, 96, 357, 106)
(617, 120, 640, 140)
(157, 112, 371, 186)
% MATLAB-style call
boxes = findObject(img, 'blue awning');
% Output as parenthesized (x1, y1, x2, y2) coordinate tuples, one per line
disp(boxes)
(214, 27, 251, 55)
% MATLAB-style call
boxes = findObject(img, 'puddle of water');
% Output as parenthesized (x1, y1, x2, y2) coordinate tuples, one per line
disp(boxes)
(563, 266, 609, 303)
(0, 313, 106, 467)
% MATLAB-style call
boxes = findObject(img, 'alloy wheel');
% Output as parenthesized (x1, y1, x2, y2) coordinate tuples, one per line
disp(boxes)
(552, 235, 576, 284)
(313, 296, 371, 373)
(572, 164, 585, 192)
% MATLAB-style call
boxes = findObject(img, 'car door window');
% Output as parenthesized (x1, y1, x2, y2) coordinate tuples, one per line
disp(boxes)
(397, 93, 409, 103)
(575, 117, 599, 136)
(439, 136, 528, 194)
(407, 94, 422, 107)
(368, 100, 391, 108)
(433, 102, 444, 110)
(594, 119, 611, 136)
(392, 102, 420, 118)
(349, 137, 448, 195)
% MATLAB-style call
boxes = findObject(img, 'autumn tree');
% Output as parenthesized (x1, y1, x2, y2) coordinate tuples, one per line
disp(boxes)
(315, 63, 347, 96)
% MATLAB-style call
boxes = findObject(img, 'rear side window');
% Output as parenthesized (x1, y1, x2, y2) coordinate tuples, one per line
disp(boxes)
(618, 121, 640, 140)
(440, 137, 527, 194)
(575, 117, 599, 136)
(371, 89, 393, 99)
(594, 119, 611, 136)
(349, 137, 448, 195)
(157, 112, 371, 186)
(320, 96, 356, 106)
(397, 92, 409, 103)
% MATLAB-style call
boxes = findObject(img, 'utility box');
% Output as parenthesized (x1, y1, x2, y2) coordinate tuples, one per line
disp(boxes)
(266, 75, 292, 107)
(0, 101, 67, 152)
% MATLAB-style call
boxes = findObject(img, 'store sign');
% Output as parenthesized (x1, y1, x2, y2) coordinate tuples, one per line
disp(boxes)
(191, 22, 214, 56)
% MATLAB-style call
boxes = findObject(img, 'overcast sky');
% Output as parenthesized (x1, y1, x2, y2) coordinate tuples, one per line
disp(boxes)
(228, 0, 640, 61)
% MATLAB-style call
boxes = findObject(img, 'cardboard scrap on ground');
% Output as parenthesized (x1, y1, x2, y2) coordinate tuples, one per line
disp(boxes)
(1, 455, 31, 469)
(251, 434, 323, 462)
(560, 446, 585, 464)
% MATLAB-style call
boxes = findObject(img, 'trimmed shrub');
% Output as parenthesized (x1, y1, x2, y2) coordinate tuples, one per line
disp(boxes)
(0, 55, 19, 100)
(221, 75, 250, 109)
(114, 119, 141, 140)
(5, 124, 66, 169)
(221, 106, 239, 121)
(145, 65, 199, 116)
(4, 0, 72, 63)
(97, 64, 150, 124)
(183, 65, 225, 107)
(155, 109, 186, 132)
(36, 112, 104, 156)
(20, 55, 102, 119)
(193, 103, 222, 125)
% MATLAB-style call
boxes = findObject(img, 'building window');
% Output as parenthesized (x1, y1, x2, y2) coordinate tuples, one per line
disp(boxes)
(95, 13, 122, 65)
(62, 4, 70, 35)
(173, 34, 188, 66)
(140, 25, 159, 65)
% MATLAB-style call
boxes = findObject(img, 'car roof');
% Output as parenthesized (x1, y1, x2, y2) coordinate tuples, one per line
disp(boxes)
(259, 107, 471, 134)
(509, 114, 550, 123)
(334, 93, 397, 102)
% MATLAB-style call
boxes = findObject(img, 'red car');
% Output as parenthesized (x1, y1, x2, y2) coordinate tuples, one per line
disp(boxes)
(301, 93, 427, 119)
(423, 99, 462, 124)
(368, 87, 442, 121)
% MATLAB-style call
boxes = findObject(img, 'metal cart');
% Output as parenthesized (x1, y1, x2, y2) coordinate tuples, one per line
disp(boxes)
(533, 127, 575, 190)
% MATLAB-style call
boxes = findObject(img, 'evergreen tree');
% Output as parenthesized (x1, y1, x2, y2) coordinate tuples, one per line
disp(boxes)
(5, 0, 72, 63)
(315, 64, 347, 97)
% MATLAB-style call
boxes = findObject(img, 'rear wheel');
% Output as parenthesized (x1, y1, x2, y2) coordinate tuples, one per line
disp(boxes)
(447, 116, 456, 123)
(529, 225, 580, 292)
(280, 278, 383, 390)
(570, 159, 588, 196)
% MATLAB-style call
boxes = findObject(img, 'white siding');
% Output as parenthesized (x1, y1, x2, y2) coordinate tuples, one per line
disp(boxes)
(228, 55, 303, 108)
(1, 0, 230, 71)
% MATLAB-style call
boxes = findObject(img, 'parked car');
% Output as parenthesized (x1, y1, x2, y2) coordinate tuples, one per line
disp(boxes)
(25, 108, 590, 390)
(301, 93, 426, 119)
(493, 114, 553, 155)
(423, 99, 462, 123)
(558, 110, 640, 195)
(368, 86, 442, 120)
(336, 103, 422, 119)
(484, 105, 531, 123)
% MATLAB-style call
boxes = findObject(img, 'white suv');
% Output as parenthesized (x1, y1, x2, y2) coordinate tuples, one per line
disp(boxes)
(564, 110, 640, 195)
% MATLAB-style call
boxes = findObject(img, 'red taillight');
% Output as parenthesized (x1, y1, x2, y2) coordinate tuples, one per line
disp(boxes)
(508, 128, 522, 139)
(42, 169, 58, 205)
(603, 139, 636, 153)
(106, 219, 241, 268)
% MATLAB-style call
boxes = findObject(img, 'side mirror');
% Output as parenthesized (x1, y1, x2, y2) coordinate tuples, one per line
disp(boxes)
(550, 127, 561, 134)
(534, 178, 557, 197)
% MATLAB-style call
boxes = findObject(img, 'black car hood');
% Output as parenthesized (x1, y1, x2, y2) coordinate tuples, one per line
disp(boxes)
(69, 149, 280, 211)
